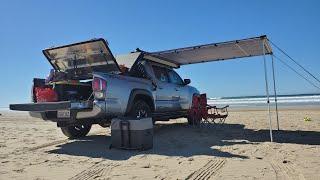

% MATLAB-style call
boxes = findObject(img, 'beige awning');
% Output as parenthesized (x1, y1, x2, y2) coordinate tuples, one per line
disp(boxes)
(149, 35, 272, 67)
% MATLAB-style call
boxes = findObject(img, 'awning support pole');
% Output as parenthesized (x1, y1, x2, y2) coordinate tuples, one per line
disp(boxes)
(271, 54, 280, 130)
(262, 40, 273, 142)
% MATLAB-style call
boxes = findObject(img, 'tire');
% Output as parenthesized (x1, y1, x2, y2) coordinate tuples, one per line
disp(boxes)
(60, 124, 92, 139)
(129, 100, 151, 118)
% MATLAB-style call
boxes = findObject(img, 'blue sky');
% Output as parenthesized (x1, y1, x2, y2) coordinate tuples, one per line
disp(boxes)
(1, 0, 320, 107)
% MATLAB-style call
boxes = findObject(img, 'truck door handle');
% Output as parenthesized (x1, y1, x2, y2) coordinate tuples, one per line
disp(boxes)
(158, 87, 163, 89)
(175, 88, 179, 91)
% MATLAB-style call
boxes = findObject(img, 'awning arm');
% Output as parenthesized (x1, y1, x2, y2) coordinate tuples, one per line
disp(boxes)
(262, 39, 273, 142)
(271, 54, 280, 130)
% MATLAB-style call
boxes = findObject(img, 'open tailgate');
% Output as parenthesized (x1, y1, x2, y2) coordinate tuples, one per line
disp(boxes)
(9, 101, 92, 112)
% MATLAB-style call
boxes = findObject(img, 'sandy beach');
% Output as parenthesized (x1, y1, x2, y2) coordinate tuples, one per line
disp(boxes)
(0, 107, 319, 180)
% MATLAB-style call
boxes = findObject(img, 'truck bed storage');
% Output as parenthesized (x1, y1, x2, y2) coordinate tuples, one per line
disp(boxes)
(53, 82, 92, 101)
(32, 78, 93, 102)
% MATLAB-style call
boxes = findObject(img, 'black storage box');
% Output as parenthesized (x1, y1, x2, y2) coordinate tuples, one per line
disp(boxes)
(110, 117, 153, 150)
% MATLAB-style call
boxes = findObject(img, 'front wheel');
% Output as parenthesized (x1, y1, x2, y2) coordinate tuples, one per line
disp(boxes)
(60, 124, 92, 139)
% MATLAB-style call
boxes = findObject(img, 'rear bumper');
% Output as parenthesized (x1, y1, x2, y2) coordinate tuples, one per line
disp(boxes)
(10, 101, 106, 121)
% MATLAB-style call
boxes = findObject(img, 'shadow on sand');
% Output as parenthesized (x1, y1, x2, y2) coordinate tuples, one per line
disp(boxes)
(48, 122, 320, 160)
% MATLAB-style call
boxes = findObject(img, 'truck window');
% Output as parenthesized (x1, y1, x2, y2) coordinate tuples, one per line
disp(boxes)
(152, 66, 169, 83)
(168, 69, 184, 85)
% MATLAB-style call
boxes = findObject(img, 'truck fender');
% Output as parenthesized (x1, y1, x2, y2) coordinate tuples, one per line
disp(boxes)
(125, 89, 155, 114)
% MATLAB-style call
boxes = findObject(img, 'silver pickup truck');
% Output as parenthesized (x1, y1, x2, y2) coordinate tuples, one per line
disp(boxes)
(10, 38, 199, 138)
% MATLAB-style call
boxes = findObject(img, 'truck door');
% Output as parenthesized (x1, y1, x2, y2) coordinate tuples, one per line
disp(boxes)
(152, 65, 180, 112)
(167, 69, 189, 110)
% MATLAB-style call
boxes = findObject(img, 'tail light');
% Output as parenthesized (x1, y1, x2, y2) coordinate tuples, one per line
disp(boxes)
(92, 77, 107, 99)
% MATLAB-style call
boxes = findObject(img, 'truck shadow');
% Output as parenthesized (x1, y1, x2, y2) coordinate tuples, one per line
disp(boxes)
(47, 122, 320, 160)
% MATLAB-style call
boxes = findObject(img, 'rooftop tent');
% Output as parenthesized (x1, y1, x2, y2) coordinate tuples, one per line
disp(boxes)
(149, 35, 273, 67)
(115, 52, 142, 69)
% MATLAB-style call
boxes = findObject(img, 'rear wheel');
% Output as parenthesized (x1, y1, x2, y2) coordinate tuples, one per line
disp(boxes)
(60, 124, 92, 139)
(129, 100, 151, 118)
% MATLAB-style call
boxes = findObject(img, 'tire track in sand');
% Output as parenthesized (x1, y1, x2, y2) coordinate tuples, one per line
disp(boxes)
(270, 161, 305, 180)
(69, 161, 118, 180)
(186, 159, 226, 180)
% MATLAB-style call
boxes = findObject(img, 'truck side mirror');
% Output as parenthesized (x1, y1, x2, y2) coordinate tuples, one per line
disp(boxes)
(184, 79, 191, 85)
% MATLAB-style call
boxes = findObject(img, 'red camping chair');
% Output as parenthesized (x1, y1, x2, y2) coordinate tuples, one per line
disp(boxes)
(188, 95, 202, 125)
(188, 94, 229, 125)
(200, 94, 229, 124)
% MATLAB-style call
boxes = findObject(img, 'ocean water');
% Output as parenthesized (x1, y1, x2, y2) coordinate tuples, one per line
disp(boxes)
(207, 94, 320, 108)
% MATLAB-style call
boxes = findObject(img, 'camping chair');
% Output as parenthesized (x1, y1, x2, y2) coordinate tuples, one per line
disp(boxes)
(199, 94, 229, 124)
(188, 95, 202, 125)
